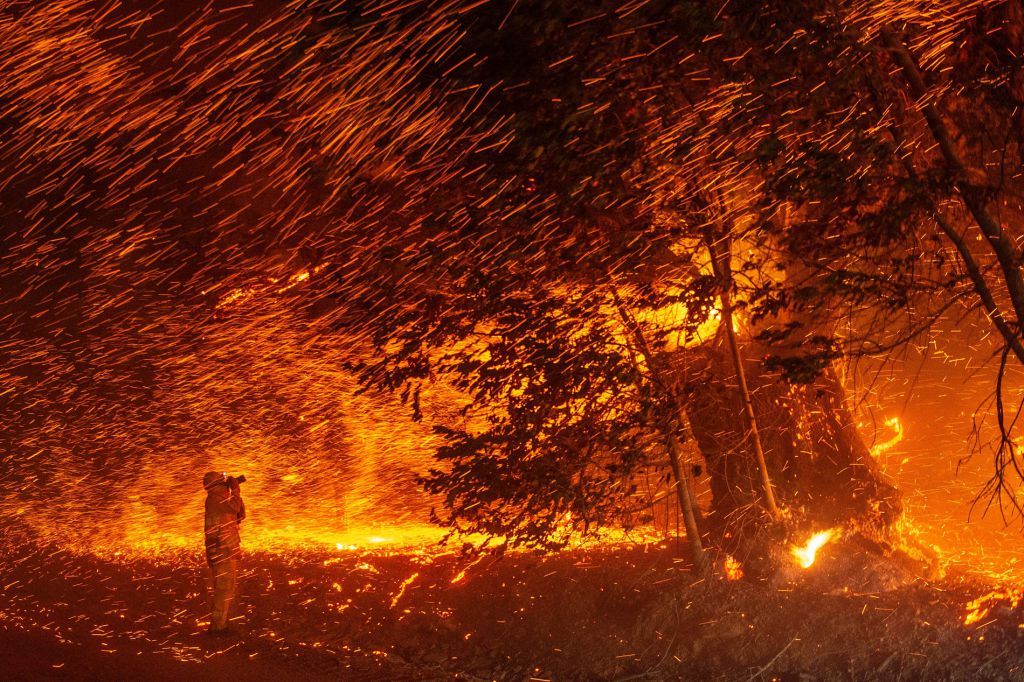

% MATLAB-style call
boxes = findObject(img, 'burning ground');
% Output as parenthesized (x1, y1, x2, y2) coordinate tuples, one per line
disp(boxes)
(2, 521, 1024, 681)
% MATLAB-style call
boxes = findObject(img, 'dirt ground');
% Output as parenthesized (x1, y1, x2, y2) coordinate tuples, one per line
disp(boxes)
(0, 525, 1021, 681)
(0, 627, 380, 682)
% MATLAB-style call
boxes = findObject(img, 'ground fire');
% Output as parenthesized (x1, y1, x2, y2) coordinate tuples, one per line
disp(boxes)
(4, 0, 1024, 679)
(791, 530, 837, 570)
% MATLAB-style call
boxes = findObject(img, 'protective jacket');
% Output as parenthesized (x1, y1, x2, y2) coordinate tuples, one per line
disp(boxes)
(203, 473, 245, 565)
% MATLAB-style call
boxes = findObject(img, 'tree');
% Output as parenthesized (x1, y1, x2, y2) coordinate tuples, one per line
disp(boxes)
(346, 0, 933, 573)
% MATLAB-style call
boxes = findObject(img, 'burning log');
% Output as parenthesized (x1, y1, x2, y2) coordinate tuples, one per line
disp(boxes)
(682, 335, 903, 578)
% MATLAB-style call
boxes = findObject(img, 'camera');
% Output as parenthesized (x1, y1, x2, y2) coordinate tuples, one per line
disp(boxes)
(226, 474, 246, 486)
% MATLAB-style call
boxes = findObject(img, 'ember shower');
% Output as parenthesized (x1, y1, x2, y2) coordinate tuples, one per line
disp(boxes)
(7, 2, 1024, 677)
(0, 0, 494, 552)
(1, 0, 1022, 561)
(8, 0, 1024, 678)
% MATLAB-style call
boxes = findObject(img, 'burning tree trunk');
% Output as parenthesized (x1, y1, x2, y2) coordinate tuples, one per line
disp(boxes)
(680, 335, 902, 576)
(661, 183, 908, 577)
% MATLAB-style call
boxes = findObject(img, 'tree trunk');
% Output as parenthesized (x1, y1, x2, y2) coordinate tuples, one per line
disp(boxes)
(679, 336, 902, 574)
(665, 428, 710, 577)
(608, 284, 710, 574)
(882, 27, 1024, 337)
(706, 231, 780, 520)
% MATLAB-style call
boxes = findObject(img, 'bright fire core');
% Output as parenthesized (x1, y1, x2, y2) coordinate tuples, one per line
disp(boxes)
(791, 530, 836, 569)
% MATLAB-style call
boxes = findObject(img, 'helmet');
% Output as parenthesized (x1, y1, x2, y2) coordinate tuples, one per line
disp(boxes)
(203, 471, 225, 490)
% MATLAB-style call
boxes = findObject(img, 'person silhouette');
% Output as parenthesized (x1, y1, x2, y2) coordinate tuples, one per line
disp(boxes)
(202, 472, 245, 635)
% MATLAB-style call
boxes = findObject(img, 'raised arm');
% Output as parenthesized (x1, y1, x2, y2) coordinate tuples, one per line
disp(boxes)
(225, 479, 245, 520)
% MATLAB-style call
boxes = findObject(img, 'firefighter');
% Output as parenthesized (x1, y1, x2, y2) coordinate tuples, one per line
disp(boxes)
(203, 471, 245, 635)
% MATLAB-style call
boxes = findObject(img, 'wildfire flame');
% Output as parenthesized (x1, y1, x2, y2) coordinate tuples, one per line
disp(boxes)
(389, 572, 420, 609)
(791, 529, 836, 569)
(451, 554, 490, 585)
(870, 416, 905, 459)
(964, 588, 1024, 626)
(724, 554, 744, 580)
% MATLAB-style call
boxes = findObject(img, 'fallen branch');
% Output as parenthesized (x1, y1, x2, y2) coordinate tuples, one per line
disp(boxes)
(746, 637, 798, 681)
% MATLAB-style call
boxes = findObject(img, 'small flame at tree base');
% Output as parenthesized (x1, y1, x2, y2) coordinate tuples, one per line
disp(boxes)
(724, 554, 744, 580)
(791, 529, 836, 569)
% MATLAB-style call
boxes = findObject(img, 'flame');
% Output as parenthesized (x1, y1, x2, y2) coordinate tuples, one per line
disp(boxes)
(724, 554, 744, 580)
(791, 529, 836, 569)
(631, 284, 723, 351)
(389, 572, 419, 609)
(964, 587, 1024, 626)
(870, 416, 904, 458)
(450, 554, 489, 585)
(216, 265, 326, 310)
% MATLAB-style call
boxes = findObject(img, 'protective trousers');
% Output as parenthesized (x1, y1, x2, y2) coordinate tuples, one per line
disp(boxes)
(208, 558, 238, 631)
